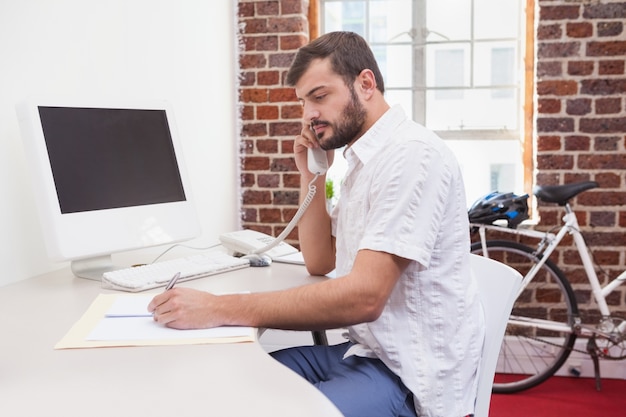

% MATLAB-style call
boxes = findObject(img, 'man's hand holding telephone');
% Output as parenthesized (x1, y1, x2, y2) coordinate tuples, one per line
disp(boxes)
(295, 122, 331, 176)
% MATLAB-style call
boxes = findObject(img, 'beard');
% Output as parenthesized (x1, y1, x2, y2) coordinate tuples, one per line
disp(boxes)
(314, 85, 367, 151)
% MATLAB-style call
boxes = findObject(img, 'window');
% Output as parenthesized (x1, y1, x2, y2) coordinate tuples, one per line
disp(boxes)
(320, 0, 528, 206)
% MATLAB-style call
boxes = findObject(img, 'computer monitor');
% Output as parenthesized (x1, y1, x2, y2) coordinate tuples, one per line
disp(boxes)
(16, 99, 201, 280)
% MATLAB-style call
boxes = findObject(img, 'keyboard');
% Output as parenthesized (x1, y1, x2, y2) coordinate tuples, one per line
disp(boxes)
(101, 251, 250, 292)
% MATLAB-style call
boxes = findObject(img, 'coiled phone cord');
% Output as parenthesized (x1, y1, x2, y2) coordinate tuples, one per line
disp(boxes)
(251, 174, 320, 255)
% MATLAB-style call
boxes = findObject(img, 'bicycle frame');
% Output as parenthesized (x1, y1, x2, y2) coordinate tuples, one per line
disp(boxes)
(473, 202, 626, 336)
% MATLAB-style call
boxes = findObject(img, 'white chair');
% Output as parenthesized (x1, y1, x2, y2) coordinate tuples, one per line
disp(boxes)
(470, 253, 522, 417)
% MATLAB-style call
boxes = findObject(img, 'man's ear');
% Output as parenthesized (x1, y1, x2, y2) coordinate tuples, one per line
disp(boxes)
(357, 69, 377, 99)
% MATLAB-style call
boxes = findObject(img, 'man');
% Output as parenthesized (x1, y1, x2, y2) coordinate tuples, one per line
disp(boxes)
(149, 31, 483, 417)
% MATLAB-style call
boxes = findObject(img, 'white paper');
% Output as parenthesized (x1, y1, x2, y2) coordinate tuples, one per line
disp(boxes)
(272, 251, 305, 265)
(88, 294, 254, 342)
(87, 316, 254, 341)
(106, 295, 153, 317)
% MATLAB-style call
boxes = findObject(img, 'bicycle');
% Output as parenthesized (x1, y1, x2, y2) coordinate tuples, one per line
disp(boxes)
(469, 181, 626, 393)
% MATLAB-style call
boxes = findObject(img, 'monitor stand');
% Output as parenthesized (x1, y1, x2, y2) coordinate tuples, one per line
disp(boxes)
(71, 255, 121, 281)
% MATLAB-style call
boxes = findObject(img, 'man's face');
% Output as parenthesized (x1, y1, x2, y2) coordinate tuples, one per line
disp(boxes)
(295, 59, 367, 150)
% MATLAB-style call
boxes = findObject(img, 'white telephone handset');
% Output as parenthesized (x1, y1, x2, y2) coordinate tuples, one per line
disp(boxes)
(307, 147, 328, 174)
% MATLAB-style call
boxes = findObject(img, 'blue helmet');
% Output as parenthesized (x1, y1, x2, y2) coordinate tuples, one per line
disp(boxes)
(468, 192, 529, 229)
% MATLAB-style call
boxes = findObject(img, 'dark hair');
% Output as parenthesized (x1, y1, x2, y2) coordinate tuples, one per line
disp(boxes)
(286, 31, 385, 93)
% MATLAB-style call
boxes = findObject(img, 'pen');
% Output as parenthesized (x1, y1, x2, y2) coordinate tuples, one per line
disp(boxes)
(164, 272, 181, 291)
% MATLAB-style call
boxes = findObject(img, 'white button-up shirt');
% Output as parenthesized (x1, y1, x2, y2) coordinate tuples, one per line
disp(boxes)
(331, 105, 484, 417)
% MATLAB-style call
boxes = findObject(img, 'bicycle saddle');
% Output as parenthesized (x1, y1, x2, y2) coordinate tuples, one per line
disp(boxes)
(533, 181, 598, 205)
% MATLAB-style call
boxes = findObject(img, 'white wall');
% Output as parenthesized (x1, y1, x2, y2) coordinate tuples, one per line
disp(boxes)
(0, 0, 240, 286)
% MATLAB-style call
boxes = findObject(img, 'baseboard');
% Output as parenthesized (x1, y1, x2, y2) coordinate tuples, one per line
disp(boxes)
(499, 336, 626, 380)
(556, 338, 626, 380)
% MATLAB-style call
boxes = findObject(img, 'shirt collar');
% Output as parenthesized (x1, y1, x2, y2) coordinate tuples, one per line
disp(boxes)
(344, 104, 407, 167)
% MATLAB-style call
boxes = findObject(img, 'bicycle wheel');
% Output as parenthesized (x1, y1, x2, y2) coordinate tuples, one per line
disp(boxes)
(470, 240, 579, 393)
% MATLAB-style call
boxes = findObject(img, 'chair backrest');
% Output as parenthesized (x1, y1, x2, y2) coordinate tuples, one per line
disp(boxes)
(470, 253, 522, 417)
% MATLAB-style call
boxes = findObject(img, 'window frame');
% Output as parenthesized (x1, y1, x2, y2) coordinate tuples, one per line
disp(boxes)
(312, 0, 535, 198)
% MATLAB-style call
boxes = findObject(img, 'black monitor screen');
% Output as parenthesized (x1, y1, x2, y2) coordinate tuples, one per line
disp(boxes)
(38, 106, 186, 214)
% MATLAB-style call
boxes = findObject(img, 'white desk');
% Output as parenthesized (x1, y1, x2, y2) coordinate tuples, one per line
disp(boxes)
(0, 262, 343, 417)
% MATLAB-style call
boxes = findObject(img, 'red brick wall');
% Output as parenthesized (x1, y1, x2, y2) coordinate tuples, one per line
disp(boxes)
(534, 0, 626, 314)
(236, 0, 626, 312)
(237, 0, 309, 243)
